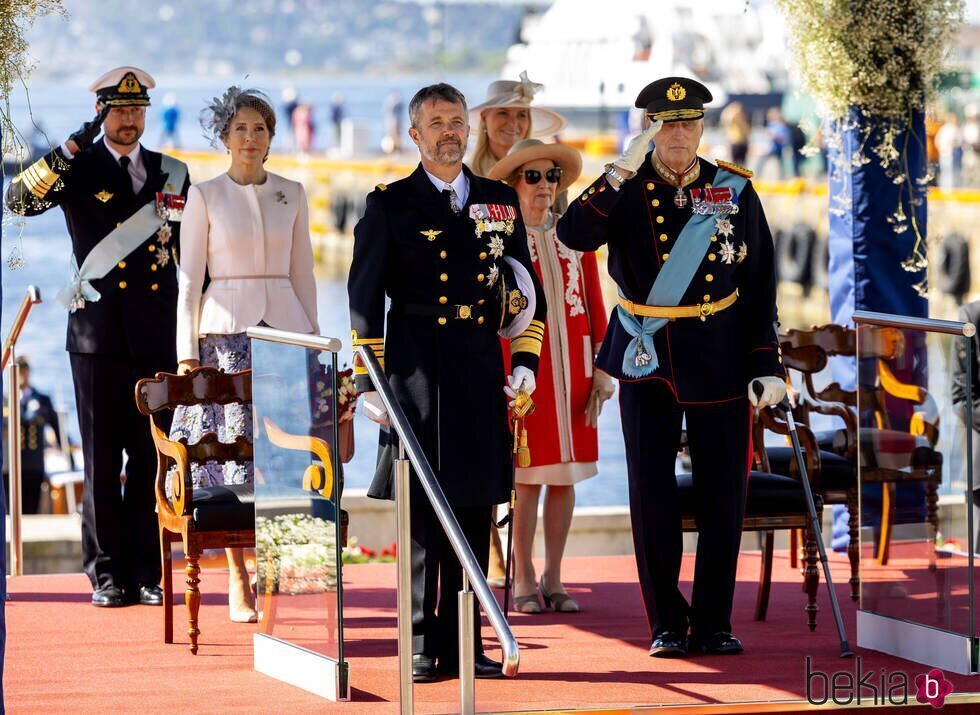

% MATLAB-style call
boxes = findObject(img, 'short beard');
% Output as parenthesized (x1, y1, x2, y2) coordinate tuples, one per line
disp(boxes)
(105, 128, 142, 147)
(424, 140, 463, 165)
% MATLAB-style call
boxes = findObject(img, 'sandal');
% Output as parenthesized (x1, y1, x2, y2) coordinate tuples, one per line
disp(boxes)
(513, 592, 542, 614)
(539, 577, 579, 613)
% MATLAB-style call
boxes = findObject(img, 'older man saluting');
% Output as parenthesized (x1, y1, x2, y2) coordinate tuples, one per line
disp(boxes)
(558, 77, 786, 657)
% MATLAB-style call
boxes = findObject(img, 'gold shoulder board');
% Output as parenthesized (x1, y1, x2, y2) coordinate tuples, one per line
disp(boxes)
(376, 183, 387, 191)
(715, 159, 753, 179)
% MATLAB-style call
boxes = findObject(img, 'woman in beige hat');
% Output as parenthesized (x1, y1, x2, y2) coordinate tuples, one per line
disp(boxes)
(490, 140, 614, 613)
(469, 71, 566, 178)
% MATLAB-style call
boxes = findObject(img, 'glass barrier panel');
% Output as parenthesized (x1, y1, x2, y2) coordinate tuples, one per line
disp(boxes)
(857, 324, 974, 638)
(251, 337, 345, 664)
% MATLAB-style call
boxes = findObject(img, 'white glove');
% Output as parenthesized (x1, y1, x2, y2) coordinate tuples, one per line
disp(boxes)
(585, 369, 616, 427)
(613, 121, 662, 174)
(504, 366, 536, 407)
(362, 391, 390, 426)
(749, 377, 787, 410)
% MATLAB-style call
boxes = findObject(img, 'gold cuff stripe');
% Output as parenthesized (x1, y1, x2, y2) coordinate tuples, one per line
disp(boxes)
(511, 336, 544, 357)
(650, 108, 704, 122)
(354, 358, 385, 375)
(21, 158, 60, 199)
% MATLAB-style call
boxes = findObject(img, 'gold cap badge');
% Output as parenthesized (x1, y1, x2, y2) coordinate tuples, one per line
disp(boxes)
(667, 83, 686, 101)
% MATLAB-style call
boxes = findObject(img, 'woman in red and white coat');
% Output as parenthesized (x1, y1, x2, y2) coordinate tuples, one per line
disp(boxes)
(490, 140, 614, 613)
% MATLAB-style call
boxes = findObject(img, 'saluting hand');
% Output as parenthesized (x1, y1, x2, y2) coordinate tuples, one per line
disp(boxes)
(67, 104, 110, 154)
(612, 120, 662, 176)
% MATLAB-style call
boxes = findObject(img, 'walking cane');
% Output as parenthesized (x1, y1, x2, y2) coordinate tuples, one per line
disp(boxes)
(752, 372, 854, 659)
(499, 387, 534, 619)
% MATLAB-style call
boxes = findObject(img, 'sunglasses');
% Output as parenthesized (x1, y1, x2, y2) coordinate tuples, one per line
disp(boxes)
(521, 167, 562, 185)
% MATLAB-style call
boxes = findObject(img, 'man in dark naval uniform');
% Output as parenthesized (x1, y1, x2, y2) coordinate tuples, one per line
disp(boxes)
(5, 67, 190, 607)
(558, 77, 786, 657)
(348, 83, 546, 681)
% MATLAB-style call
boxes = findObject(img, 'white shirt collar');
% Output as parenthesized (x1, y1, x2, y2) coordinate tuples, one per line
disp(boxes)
(423, 166, 469, 207)
(103, 139, 143, 168)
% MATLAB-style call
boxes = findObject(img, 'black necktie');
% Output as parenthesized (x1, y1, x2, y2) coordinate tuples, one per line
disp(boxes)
(119, 156, 134, 199)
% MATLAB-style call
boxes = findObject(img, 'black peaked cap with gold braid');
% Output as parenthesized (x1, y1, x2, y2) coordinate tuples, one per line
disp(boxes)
(635, 76, 712, 123)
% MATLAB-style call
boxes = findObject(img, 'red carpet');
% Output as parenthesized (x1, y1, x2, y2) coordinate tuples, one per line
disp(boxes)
(6, 550, 980, 713)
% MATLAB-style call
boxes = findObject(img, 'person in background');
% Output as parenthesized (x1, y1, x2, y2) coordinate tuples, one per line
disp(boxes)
(468, 71, 566, 178)
(720, 101, 750, 166)
(952, 298, 980, 552)
(2, 356, 62, 514)
(935, 112, 963, 190)
(382, 91, 404, 154)
(330, 92, 346, 148)
(160, 93, 180, 149)
(758, 107, 790, 179)
(292, 102, 315, 154)
(348, 83, 545, 681)
(175, 87, 318, 622)
(962, 103, 980, 187)
(489, 139, 612, 614)
(469, 71, 566, 586)
(5, 66, 190, 608)
(558, 76, 785, 657)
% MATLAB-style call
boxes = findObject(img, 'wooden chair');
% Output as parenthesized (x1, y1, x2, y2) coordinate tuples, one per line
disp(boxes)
(135, 366, 255, 655)
(678, 405, 824, 630)
(779, 324, 942, 573)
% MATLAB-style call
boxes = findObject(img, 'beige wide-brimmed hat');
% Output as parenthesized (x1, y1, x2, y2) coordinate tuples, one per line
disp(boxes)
(488, 138, 582, 193)
(469, 71, 566, 137)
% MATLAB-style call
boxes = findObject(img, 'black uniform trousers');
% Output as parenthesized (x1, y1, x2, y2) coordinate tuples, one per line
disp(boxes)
(619, 379, 751, 638)
(411, 496, 492, 664)
(70, 353, 172, 591)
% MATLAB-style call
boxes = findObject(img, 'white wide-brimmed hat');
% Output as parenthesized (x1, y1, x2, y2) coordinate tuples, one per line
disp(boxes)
(487, 138, 582, 194)
(469, 71, 566, 137)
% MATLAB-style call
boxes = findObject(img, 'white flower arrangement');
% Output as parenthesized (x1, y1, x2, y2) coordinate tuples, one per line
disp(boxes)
(773, 0, 965, 296)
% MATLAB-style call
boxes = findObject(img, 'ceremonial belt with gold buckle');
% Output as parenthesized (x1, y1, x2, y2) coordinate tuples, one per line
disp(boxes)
(618, 289, 738, 321)
(397, 302, 482, 320)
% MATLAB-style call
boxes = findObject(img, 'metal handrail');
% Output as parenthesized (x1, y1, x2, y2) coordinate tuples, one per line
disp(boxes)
(357, 344, 520, 711)
(853, 309, 976, 338)
(246, 325, 343, 352)
(3, 285, 42, 578)
(1, 285, 41, 372)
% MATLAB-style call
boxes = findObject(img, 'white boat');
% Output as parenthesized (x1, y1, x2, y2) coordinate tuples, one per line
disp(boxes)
(502, 0, 790, 122)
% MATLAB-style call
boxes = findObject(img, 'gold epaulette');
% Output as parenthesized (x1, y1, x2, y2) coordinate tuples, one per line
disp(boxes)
(376, 183, 387, 191)
(715, 159, 753, 179)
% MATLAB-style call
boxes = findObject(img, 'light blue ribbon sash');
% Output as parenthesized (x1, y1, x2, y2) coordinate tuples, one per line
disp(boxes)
(617, 169, 747, 377)
(57, 155, 187, 312)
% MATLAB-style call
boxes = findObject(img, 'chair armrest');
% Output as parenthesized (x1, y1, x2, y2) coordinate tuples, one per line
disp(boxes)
(758, 407, 821, 484)
(148, 419, 192, 517)
(262, 416, 336, 499)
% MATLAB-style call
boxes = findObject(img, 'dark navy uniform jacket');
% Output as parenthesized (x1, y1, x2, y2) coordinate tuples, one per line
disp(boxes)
(5, 140, 190, 360)
(557, 154, 784, 404)
(348, 164, 546, 507)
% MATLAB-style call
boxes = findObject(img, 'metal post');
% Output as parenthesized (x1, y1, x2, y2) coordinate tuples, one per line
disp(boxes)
(7, 351, 23, 577)
(458, 570, 475, 715)
(394, 439, 413, 714)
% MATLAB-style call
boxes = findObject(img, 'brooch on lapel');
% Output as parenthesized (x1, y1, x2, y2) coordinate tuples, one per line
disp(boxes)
(275, 190, 287, 204)
(94, 190, 113, 203)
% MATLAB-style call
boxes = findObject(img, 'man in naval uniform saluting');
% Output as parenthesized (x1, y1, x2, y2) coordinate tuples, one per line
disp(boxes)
(348, 83, 546, 681)
(558, 77, 786, 656)
(5, 67, 190, 607)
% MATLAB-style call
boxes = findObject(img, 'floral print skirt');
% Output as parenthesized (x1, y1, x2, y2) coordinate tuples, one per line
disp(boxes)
(169, 332, 253, 492)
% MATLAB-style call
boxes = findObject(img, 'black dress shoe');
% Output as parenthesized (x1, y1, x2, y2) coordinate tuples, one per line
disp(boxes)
(136, 584, 163, 606)
(648, 630, 688, 657)
(92, 586, 126, 607)
(688, 631, 744, 655)
(438, 653, 504, 679)
(412, 654, 437, 682)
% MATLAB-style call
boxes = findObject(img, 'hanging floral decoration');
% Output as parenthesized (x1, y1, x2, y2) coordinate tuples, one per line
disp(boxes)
(772, 0, 965, 297)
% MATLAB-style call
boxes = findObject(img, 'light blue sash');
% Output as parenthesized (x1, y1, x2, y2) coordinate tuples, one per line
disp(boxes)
(617, 169, 747, 377)
(57, 155, 187, 312)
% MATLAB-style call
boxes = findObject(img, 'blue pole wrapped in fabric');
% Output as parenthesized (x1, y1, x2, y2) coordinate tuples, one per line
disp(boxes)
(827, 108, 929, 551)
